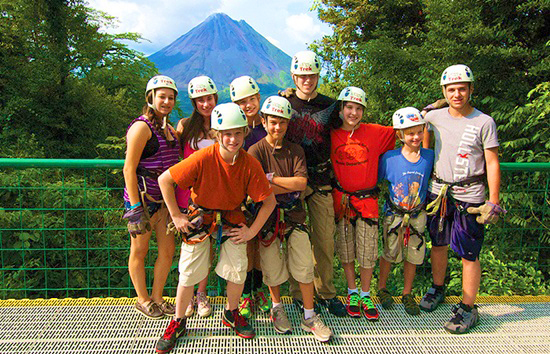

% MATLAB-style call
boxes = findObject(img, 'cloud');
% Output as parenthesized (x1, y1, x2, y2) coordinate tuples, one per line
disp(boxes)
(285, 13, 323, 45)
(265, 36, 281, 48)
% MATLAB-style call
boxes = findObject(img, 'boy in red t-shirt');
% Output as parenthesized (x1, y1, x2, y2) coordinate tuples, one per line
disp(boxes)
(330, 87, 395, 321)
(155, 103, 276, 353)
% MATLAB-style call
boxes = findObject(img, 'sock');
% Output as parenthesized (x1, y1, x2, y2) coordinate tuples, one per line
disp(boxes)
(304, 308, 315, 320)
(243, 271, 253, 295)
(175, 317, 185, 323)
(348, 288, 359, 296)
(272, 301, 281, 308)
(433, 283, 445, 292)
(253, 269, 264, 292)
(360, 291, 371, 298)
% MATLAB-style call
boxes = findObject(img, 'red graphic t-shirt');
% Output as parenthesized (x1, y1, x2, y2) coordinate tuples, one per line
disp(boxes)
(331, 123, 395, 218)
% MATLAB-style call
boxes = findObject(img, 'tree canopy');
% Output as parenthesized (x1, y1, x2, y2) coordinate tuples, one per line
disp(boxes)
(0, 0, 157, 158)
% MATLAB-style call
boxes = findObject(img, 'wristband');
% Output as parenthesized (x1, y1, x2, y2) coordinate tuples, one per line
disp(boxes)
(130, 201, 142, 210)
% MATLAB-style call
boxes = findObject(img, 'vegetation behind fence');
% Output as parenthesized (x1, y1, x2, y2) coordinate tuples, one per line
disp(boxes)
(0, 159, 548, 300)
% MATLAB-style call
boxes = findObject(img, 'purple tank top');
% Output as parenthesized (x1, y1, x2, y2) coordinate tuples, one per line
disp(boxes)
(123, 116, 180, 202)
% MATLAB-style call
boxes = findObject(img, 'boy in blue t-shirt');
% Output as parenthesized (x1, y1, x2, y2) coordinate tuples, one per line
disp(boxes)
(377, 107, 434, 316)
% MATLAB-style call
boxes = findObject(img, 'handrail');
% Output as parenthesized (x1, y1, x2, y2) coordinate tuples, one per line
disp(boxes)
(1, 159, 549, 171)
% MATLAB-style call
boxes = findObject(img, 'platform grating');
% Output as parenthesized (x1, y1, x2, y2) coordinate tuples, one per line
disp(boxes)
(0, 296, 549, 353)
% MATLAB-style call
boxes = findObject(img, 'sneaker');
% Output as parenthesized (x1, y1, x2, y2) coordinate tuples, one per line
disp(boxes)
(196, 292, 212, 317)
(239, 294, 253, 319)
(255, 291, 271, 313)
(346, 293, 361, 318)
(184, 297, 195, 318)
(378, 288, 394, 309)
(155, 318, 186, 353)
(318, 297, 347, 317)
(419, 287, 445, 312)
(158, 300, 175, 316)
(270, 304, 292, 334)
(222, 309, 256, 339)
(360, 296, 379, 321)
(301, 314, 332, 342)
(135, 300, 164, 319)
(443, 304, 479, 334)
(401, 294, 420, 316)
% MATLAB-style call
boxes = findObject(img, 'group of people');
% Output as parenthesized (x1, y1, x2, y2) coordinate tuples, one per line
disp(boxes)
(121, 50, 506, 354)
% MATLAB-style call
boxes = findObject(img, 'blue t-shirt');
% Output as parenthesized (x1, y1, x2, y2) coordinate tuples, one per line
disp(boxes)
(378, 148, 434, 214)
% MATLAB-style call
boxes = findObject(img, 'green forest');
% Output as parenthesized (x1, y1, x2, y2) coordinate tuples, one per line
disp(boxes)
(0, 0, 548, 299)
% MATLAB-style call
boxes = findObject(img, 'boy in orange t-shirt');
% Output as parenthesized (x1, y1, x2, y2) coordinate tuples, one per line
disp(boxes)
(155, 103, 276, 353)
(330, 87, 395, 321)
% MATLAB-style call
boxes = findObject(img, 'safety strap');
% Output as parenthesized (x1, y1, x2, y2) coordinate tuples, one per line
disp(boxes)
(259, 199, 303, 247)
(176, 204, 239, 246)
(333, 179, 380, 199)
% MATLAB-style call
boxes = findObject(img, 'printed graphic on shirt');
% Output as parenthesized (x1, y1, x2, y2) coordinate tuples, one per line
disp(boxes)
(333, 142, 369, 166)
(454, 124, 480, 180)
(286, 107, 332, 147)
(391, 172, 426, 211)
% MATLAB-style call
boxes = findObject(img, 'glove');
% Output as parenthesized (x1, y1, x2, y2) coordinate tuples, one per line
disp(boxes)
(278, 87, 295, 98)
(466, 201, 507, 225)
(123, 206, 151, 237)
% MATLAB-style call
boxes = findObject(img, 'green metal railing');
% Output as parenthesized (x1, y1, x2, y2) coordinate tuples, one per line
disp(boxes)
(0, 159, 548, 300)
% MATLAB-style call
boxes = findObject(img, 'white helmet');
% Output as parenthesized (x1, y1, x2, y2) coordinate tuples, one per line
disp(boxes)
(230, 76, 260, 102)
(146, 75, 178, 95)
(188, 75, 218, 99)
(337, 86, 367, 108)
(440, 64, 474, 86)
(211, 103, 248, 131)
(290, 51, 321, 75)
(261, 96, 292, 120)
(392, 107, 425, 130)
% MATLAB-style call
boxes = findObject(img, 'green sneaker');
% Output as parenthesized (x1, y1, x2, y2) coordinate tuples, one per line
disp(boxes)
(255, 291, 271, 313)
(360, 296, 379, 321)
(402, 294, 420, 316)
(238, 294, 253, 319)
(378, 288, 394, 309)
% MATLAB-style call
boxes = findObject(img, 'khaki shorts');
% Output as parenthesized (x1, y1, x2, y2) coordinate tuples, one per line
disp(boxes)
(382, 211, 427, 265)
(260, 228, 314, 286)
(178, 234, 248, 286)
(336, 218, 379, 269)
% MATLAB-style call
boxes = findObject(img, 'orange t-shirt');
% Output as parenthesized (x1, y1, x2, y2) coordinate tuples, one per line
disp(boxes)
(331, 123, 396, 219)
(169, 143, 272, 224)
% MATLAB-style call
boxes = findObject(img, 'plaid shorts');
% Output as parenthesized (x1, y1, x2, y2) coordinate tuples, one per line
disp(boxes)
(336, 218, 379, 268)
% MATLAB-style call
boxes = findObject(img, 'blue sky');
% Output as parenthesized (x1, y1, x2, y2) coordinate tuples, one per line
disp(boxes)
(86, 0, 333, 57)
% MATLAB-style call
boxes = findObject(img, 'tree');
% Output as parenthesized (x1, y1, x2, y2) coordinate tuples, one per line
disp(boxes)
(0, 0, 158, 158)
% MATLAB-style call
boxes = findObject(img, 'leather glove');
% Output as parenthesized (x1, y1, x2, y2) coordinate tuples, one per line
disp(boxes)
(278, 87, 295, 98)
(467, 201, 507, 225)
(123, 206, 151, 237)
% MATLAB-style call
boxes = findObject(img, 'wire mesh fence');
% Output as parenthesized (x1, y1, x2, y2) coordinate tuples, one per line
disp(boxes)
(0, 159, 548, 299)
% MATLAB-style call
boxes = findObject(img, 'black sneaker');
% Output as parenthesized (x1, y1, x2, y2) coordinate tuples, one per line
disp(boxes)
(443, 304, 479, 334)
(155, 318, 186, 353)
(222, 309, 256, 339)
(318, 297, 347, 317)
(419, 286, 445, 312)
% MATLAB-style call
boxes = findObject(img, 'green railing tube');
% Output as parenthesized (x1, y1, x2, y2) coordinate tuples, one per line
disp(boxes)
(1, 159, 549, 171)
(0, 159, 124, 169)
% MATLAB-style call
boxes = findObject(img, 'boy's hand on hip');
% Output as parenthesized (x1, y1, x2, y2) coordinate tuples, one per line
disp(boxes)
(228, 223, 255, 244)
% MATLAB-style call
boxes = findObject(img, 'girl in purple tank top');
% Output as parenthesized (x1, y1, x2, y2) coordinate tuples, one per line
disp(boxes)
(122, 75, 180, 320)
(175, 75, 218, 318)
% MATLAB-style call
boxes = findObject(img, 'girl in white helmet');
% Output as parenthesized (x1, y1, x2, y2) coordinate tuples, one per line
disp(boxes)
(156, 103, 276, 352)
(377, 107, 434, 317)
(420, 64, 504, 334)
(122, 75, 179, 320)
(175, 75, 218, 319)
(330, 86, 396, 321)
(229, 75, 270, 318)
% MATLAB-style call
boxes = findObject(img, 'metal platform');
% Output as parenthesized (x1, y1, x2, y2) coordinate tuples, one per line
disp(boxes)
(0, 296, 549, 353)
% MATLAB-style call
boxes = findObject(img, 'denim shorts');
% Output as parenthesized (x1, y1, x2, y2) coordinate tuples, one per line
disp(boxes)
(426, 193, 485, 261)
